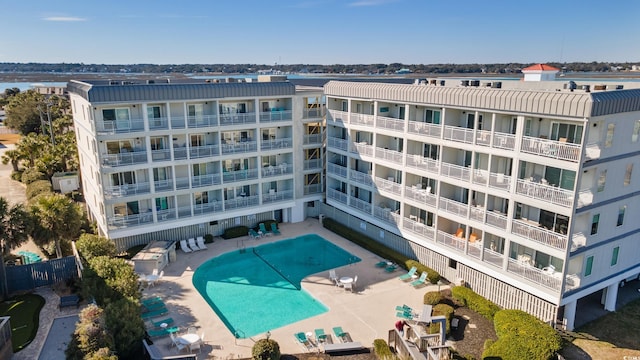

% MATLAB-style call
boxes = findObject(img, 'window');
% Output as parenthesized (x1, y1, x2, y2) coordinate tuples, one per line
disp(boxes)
(591, 214, 600, 235)
(551, 122, 583, 144)
(155, 197, 168, 210)
(194, 192, 209, 205)
(192, 163, 207, 176)
(102, 108, 130, 121)
(605, 124, 615, 147)
(597, 170, 607, 192)
(617, 206, 626, 226)
(147, 105, 161, 121)
(424, 109, 441, 124)
(624, 164, 633, 186)
(190, 134, 205, 147)
(585, 256, 594, 276)
(153, 167, 168, 181)
(188, 104, 204, 118)
(633, 120, 640, 142)
(150, 137, 166, 150)
(611, 247, 619, 266)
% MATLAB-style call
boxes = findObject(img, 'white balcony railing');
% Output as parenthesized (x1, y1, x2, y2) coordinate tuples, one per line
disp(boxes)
(375, 147, 403, 165)
(483, 248, 504, 268)
(175, 176, 190, 190)
(148, 117, 169, 130)
(304, 183, 323, 195)
(521, 136, 581, 162)
(488, 172, 511, 192)
(193, 201, 223, 216)
(471, 169, 489, 186)
(511, 219, 568, 250)
(443, 126, 474, 144)
(351, 142, 374, 157)
(468, 242, 482, 258)
(303, 107, 325, 119)
(262, 189, 294, 204)
(221, 141, 257, 154)
(187, 115, 218, 128)
(436, 230, 466, 252)
(189, 144, 220, 159)
(327, 137, 349, 152)
(375, 177, 402, 196)
(440, 162, 470, 182)
(507, 258, 562, 292)
(374, 206, 401, 225)
(376, 115, 405, 132)
(102, 151, 148, 167)
(402, 217, 435, 240)
(350, 113, 374, 126)
(104, 182, 151, 198)
(326, 109, 348, 125)
(259, 110, 292, 123)
(475, 130, 492, 147)
(515, 179, 574, 208)
(96, 119, 145, 134)
(153, 179, 174, 192)
(486, 210, 508, 230)
(223, 168, 259, 182)
(151, 149, 171, 162)
(107, 212, 154, 229)
(327, 163, 347, 178)
(407, 121, 442, 138)
(405, 154, 439, 174)
(261, 138, 292, 151)
(303, 158, 323, 170)
(404, 185, 437, 207)
(350, 170, 373, 187)
(327, 188, 348, 204)
(303, 133, 323, 145)
(225, 194, 259, 210)
(492, 132, 516, 150)
(219, 112, 256, 125)
(192, 173, 222, 187)
(349, 196, 372, 214)
(438, 198, 469, 218)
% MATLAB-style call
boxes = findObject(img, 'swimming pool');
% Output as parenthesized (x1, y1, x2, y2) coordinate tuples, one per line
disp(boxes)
(192, 234, 360, 338)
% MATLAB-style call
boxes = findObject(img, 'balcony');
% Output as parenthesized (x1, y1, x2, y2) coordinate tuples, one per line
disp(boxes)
(304, 183, 323, 195)
(402, 217, 435, 240)
(261, 138, 292, 151)
(104, 182, 151, 199)
(219, 112, 256, 126)
(507, 258, 562, 291)
(327, 137, 349, 152)
(327, 163, 347, 179)
(326, 109, 347, 126)
(407, 121, 441, 139)
(189, 144, 220, 159)
(349, 196, 372, 215)
(436, 230, 466, 252)
(303, 107, 325, 119)
(173, 147, 188, 160)
(443, 126, 474, 144)
(96, 119, 145, 134)
(170, 117, 186, 129)
(376, 115, 405, 133)
(223, 168, 259, 183)
(156, 209, 176, 222)
(175, 176, 190, 190)
(351, 142, 374, 157)
(440, 162, 470, 182)
(405, 154, 439, 174)
(350, 113, 374, 127)
(485, 210, 508, 230)
(515, 179, 574, 208)
(107, 212, 154, 229)
(262, 163, 292, 178)
(225, 194, 259, 210)
(262, 189, 294, 204)
(148, 117, 169, 130)
(475, 130, 492, 147)
(192, 173, 222, 188)
(373, 206, 401, 225)
(221, 141, 257, 155)
(483, 248, 504, 268)
(303, 158, 323, 171)
(521, 136, 581, 162)
(511, 219, 568, 250)
(187, 115, 218, 128)
(492, 132, 516, 150)
(151, 149, 171, 162)
(471, 169, 489, 186)
(404, 185, 437, 208)
(193, 201, 223, 216)
(488, 172, 511, 192)
(374, 147, 403, 166)
(153, 179, 174, 192)
(468, 241, 482, 258)
(303, 133, 323, 145)
(259, 110, 292, 123)
(375, 177, 402, 196)
(438, 197, 468, 218)
(349, 170, 373, 188)
(327, 188, 348, 205)
(102, 150, 148, 167)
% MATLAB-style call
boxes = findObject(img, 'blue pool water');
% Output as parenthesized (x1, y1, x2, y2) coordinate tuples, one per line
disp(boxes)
(192, 234, 360, 338)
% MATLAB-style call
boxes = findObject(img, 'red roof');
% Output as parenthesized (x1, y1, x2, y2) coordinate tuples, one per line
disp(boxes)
(522, 64, 560, 72)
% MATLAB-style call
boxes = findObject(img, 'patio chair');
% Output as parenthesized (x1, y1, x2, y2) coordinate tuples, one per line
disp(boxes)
(171, 333, 188, 353)
(294, 332, 315, 351)
(314, 328, 328, 342)
(141, 307, 168, 320)
(375, 260, 388, 268)
(259, 223, 271, 236)
(332, 326, 351, 343)
(343, 282, 353, 292)
(188, 238, 201, 251)
(180, 239, 192, 253)
(196, 236, 208, 250)
(189, 339, 201, 353)
(148, 270, 164, 287)
(248, 229, 261, 239)
(385, 263, 398, 272)
(142, 296, 163, 306)
(411, 272, 428, 288)
(270, 222, 281, 235)
(398, 266, 417, 281)
(151, 317, 174, 328)
(396, 311, 414, 320)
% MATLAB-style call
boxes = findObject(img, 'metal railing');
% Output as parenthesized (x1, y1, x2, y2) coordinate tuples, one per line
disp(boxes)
(483, 248, 504, 268)
(373, 206, 401, 225)
(221, 141, 257, 154)
(405, 154, 439, 174)
(262, 163, 292, 178)
(187, 115, 218, 128)
(151, 149, 171, 162)
(375, 177, 402, 195)
(521, 136, 581, 162)
(191, 173, 222, 187)
(348, 195, 372, 215)
(402, 217, 435, 240)
(511, 219, 568, 250)
(507, 258, 562, 291)
(223, 168, 259, 182)
(153, 179, 174, 192)
(189, 144, 220, 158)
(104, 182, 151, 198)
(219, 112, 256, 125)
(440, 162, 470, 182)
(351, 142, 374, 157)
(102, 151, 148, 167)
(327, 188, 348, 204)
(515, 179, 574, 208)
(492, 132, 516, 150)
(327, 163, 347, 178)
(350, 170, 373, 187)
(443, 126, 474, 144)
(436, 230, 466, 252)
(259, 110, 292, 122)
(376, 115, 405, 132)
(304, 183, 323, 195)
(407, 121, 442, 138)
(438, 197, 468, 218)
(327, 136, 349, 151)
(303, 158, 323, 170)
(224, 194, 259, 210)
(262, 189, 294, 204)
(260, 138, 292, 151)
(350, 113, 374, 126)
(374, 147, 403, 165)
(303, 133, 323, 145)
(404, 185, 437, 207)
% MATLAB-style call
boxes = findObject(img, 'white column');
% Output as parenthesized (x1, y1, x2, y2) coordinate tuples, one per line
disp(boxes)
(563, 300, 577, 331)
(604, 283, 619, 312)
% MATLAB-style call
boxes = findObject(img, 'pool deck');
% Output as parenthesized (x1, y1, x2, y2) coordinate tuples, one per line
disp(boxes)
(143, 218, 448, 359)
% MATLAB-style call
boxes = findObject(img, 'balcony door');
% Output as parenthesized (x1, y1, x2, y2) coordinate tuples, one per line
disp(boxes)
(112, 172, 135, 186)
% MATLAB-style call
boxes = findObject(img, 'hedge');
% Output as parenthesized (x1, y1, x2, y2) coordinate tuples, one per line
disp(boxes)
(451, 286, 500, 321)
(222, 226, 250, 239)
(323, 217, 440, 283)
(423, 291, 443, 305)
(428, 303, 454, 336)
(483, 309, 561, 360)
(251, 338, 280, 360)
(373, 339, 395, 360)
(26, 179, 53, 200)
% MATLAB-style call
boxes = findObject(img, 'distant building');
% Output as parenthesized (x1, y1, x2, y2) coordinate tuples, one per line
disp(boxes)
(32, 84, 67, 97)
(521, 63, 560, 81)
(396, 68, 412, 74)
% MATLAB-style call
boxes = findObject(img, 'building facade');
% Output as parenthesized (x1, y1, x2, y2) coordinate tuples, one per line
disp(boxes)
(67, 76, 324, 249)
(323, 75, 640, 330)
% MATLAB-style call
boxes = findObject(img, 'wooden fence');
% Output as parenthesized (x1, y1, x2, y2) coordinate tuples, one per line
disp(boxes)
(5, 256, 79, 294)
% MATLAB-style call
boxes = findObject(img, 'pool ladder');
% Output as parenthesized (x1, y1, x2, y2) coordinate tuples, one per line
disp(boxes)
(237, 238, 246, 253)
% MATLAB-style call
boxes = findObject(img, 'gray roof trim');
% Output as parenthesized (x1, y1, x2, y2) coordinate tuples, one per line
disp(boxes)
(324, 81, 640, 118)
(67, 80, 296, 104)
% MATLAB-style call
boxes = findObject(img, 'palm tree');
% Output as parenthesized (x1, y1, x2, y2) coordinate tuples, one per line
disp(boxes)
(30, 193, 83, 258)
(0, 197, 31, 255)
(1, 149, 23, 172)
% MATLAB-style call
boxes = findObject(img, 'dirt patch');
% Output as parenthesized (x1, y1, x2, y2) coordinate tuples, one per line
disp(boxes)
(0, 133, 20, 145)
(280, 350, 375, 360)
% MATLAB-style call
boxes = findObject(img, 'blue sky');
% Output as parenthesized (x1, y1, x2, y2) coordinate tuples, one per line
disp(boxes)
(1, 0, 638, 65)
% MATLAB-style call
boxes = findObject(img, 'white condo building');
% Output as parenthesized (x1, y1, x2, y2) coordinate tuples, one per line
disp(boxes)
(68, 67, 640, 330)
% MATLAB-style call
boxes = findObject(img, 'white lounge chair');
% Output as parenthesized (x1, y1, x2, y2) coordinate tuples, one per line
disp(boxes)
(180, 240, 192, 253)
(196, 236, 207, 250)
(171, 333, 187, 353)
(188, 238, 201, 251)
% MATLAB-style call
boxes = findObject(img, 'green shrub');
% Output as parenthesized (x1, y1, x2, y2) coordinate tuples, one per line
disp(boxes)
(222, 226, 250, 239)
(429, 303, 454, 336)
(204, 233, 214, 243)
(451, 286, 500, 321)
(76, 234, 117, 262)
(26, 179, 53, 200)
(10, 170, 23, 181)
(323, 218, 441, 282)
(373, 338, 395, 360)
(424, 291, 443, 305)
(482, 309, 561, 360)
(21, 168, 47, 184)
(252, 338, 280, 360)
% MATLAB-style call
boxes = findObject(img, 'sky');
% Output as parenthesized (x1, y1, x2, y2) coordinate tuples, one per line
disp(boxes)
(1, 0, 639, 65)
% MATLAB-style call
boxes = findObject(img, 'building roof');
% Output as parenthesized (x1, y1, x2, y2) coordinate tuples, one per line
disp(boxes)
(522, 64, 561, 72)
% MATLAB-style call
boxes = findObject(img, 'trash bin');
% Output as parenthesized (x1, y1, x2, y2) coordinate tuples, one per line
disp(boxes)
(319, 214, 325, 225)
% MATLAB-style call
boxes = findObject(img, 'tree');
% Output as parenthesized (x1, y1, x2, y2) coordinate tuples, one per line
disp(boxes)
(83, 256, 141, 305)
(29, 193, 83, 258)
(104, 298, 145, 359)
(75, 234, 116, 262)
(65, 304, 115, 360)
(0, 149, 24, 172)
(3, 90, 43, 135)
(0, 197, 32, 256)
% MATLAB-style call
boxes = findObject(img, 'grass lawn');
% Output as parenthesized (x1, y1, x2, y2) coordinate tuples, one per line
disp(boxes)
(0, 293, 45, 352)
(561, 298, 640, 360)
